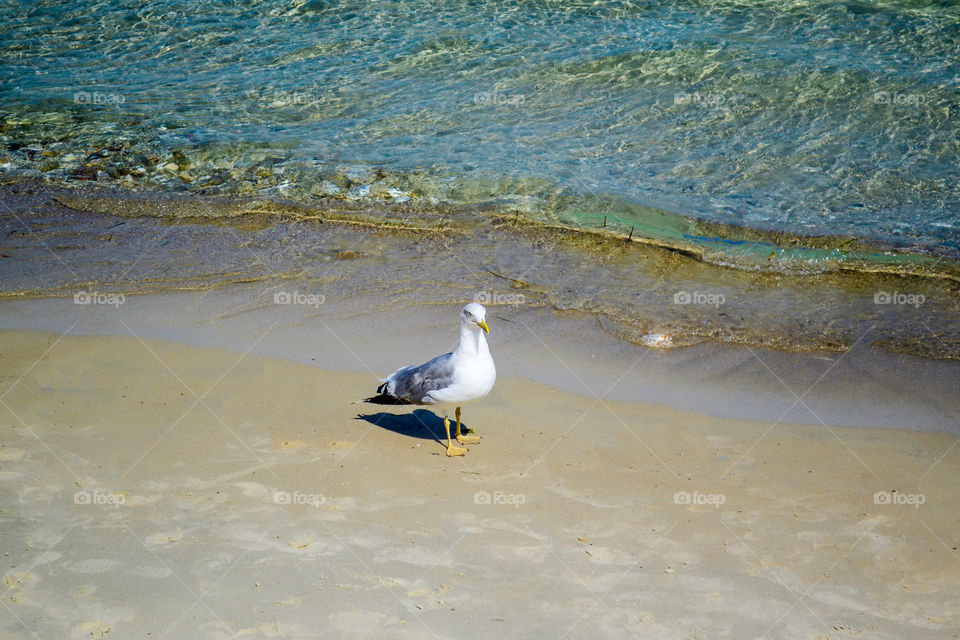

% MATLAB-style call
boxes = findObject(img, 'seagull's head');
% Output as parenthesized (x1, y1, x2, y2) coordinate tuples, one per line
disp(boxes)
(461, 303, 489, 334)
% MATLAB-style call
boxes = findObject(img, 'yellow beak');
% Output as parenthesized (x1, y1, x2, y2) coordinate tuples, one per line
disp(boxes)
(477, 319, 489, 334)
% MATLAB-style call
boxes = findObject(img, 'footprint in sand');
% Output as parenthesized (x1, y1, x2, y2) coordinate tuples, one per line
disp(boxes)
(66, 558, 119, 574)
(3, 571, 39, 590)
(893, 579, 938, 594)
(329, 612, 398, 632)
(129, 565, 173, 579)
(72, 621, 111, 639)
(0, 447, 26, 461)
(33, 550, 61, 565)
(233, 481, 271, 499)
(287, 535, 318, 552)
(792, 511, 828, 522)
(146, 529, 183, 545)
(581, 546, 633, 565)
(546, 480, 633, 509)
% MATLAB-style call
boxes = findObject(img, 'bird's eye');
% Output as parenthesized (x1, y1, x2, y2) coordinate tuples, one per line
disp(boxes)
(465, 311, 472, 317)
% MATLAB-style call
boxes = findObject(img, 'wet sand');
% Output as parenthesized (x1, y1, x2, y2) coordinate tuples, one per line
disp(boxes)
(3, 182, 960, 360)
(1, 317, 958, 639)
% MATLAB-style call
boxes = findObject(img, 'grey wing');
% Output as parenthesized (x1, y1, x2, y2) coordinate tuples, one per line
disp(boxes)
(382, 352, 456, 404)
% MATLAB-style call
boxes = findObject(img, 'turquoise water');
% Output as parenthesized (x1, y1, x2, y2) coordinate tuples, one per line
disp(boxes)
(1, 0, 959, 268)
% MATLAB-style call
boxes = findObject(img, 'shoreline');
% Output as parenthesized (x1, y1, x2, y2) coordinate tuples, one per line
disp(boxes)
(2, 182, 959, 362)
(6, 178, 960, 281)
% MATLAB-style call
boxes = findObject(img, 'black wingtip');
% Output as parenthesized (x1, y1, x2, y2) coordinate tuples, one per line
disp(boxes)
(362, 394, 412, 406)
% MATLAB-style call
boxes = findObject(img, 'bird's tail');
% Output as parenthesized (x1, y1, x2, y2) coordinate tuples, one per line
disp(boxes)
(349, 379, 408, 405)
(355, 393, 411, 406)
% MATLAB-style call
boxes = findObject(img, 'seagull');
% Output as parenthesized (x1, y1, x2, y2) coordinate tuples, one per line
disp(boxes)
(367, 303, 496, 456)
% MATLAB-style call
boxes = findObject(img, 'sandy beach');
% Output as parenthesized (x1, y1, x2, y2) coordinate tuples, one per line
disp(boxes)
(1, 297, 958, 639)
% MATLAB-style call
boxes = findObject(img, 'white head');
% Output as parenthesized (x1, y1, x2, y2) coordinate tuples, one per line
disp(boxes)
(461, 303, 489, 334)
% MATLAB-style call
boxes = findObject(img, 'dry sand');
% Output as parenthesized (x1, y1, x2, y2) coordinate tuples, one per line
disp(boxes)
(1, 327, 958, 639)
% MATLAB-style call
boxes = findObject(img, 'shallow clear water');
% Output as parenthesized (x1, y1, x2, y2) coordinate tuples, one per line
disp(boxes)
(1, 0, 959, 269)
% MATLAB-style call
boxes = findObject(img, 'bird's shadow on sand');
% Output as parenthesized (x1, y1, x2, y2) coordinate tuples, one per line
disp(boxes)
(355, 409, 474, 447)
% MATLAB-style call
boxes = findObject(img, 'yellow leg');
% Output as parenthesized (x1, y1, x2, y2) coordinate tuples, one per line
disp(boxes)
(444, 415, 467, 457)
(455, 406, 480, 445)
